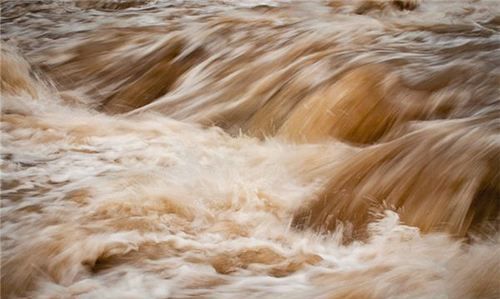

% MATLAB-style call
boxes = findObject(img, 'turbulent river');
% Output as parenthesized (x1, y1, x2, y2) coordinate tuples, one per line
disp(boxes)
(1, 0, 499, 298)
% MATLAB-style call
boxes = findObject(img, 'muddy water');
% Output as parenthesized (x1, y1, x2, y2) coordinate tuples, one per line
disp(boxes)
(1, 0, 499, 298)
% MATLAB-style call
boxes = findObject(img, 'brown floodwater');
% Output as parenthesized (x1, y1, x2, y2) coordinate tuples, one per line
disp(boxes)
(1, 0, 499, 298)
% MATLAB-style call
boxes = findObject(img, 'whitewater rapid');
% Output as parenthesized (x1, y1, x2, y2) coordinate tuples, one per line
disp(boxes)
(1, 0, 499, 298)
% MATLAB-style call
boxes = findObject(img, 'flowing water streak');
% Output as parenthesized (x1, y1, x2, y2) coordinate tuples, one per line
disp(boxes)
(1, 0, 499, 298)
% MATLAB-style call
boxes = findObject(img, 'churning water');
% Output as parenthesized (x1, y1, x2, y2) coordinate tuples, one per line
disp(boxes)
(1, 0, 499, 298)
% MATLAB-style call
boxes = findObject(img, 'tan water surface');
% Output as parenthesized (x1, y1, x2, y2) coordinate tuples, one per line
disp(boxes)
(1, 0, 499, 298)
